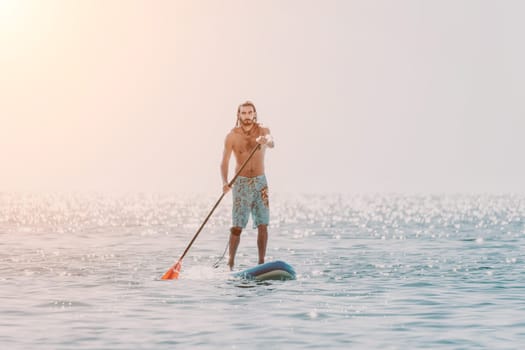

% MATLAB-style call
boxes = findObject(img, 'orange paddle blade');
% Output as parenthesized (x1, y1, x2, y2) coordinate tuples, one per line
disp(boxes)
(161, 261, 182, 280)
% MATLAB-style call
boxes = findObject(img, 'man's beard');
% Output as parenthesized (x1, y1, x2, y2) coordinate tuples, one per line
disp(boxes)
(240, 118, 254, 126)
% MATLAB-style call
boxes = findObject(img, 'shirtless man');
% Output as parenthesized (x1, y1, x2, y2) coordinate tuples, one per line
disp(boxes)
(220, 101, 275, 270)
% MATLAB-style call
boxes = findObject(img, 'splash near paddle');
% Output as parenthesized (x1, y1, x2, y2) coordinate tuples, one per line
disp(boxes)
(232, 260, 296, 281)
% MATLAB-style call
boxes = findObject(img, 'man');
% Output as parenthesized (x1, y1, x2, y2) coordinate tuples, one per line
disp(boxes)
(220, 101, 274, 270)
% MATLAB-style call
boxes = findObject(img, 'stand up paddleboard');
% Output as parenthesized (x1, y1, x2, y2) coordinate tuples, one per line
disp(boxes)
(232, 260, 296, 281)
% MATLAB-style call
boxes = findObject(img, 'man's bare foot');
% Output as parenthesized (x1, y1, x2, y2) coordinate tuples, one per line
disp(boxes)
(228, 259, 234, 271)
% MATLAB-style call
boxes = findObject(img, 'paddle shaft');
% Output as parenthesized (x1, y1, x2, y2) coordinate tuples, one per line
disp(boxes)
(175, 143, 261, 262)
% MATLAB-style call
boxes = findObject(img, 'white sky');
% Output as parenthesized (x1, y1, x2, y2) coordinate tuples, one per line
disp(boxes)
(1, 0, 524, 194)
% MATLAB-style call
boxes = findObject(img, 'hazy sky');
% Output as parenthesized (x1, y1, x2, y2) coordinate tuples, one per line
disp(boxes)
(1, 0, 524, 194)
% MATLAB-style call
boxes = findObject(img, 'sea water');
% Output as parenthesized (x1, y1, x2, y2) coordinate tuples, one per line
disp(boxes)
(1, 192, 524, 349)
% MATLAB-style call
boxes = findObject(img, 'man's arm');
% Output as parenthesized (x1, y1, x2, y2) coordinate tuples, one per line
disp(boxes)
(260, 127, 275, 148)
(220, 133, 233, 192)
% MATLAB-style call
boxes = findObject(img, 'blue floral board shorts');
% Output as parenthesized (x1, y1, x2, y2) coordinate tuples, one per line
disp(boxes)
(232, 175, 269, 229)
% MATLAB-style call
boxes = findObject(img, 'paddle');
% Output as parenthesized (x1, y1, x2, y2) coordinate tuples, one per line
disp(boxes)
(161, 143, 262, 280)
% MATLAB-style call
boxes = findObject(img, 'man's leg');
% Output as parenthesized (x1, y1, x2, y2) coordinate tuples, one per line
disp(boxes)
(257, 224, 268, 265)
(228, 226, 242, 270)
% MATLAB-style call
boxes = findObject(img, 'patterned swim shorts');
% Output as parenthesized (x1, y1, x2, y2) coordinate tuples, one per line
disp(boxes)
(232, 175, 269, 229)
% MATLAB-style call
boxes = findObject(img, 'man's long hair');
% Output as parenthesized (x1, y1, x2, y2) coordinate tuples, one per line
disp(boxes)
(236, 100, 257, 127)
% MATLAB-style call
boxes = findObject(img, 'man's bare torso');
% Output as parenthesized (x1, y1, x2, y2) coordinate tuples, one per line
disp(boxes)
(228, 125, 269, 177)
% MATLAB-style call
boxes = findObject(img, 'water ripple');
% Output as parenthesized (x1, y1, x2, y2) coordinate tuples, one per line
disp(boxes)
(1, 192, 524, 349)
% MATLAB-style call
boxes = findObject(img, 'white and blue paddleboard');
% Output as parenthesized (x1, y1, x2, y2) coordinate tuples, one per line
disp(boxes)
(232, 260, 296, 281)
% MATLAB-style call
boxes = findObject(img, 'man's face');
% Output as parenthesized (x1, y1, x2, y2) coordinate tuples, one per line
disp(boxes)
(238, 106, 255, 126)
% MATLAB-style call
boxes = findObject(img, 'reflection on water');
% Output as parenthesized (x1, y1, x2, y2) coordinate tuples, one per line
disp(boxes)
(1, 192, 524, 349)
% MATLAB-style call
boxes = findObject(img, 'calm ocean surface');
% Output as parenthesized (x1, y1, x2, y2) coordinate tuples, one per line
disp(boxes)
(1, 192, 524, 349)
